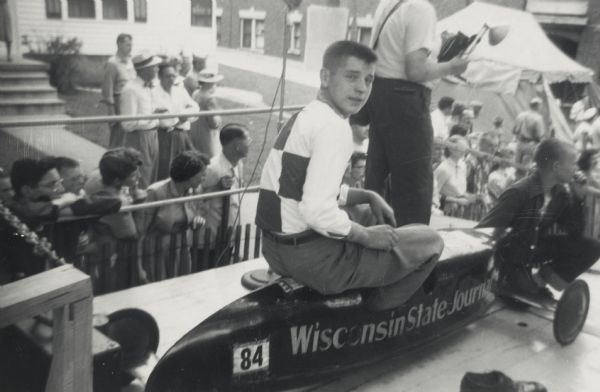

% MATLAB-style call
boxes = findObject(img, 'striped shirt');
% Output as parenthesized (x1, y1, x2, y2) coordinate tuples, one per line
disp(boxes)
(255, 100, 354, 238)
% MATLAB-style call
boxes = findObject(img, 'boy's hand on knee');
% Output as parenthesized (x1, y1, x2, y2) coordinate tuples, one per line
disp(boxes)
(348, 222, 399, 251)
(368, 191, 396, 226)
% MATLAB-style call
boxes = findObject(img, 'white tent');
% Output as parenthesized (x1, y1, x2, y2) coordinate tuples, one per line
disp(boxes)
(434, 2, 594, 142)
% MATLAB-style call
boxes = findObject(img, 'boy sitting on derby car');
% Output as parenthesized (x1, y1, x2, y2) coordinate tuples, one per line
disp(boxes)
(477, 138, 600, 299)
(255, 40, 443, 311)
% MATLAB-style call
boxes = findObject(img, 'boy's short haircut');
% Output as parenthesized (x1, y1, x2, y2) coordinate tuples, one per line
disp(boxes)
(99, 147, 142, 185)
(322, 40, 377, 73)
(116, 33, 132, 44)
(51, 156, 80, 172)
(220, 123, 248, 146)
(534, 139, 569, 170)
(10, 158, 57, 198)
(170, 151, 210, 183)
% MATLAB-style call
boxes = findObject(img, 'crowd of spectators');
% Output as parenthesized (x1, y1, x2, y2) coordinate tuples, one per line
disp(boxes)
(0, 34, 252, 287)
(4, 31, 600, 292)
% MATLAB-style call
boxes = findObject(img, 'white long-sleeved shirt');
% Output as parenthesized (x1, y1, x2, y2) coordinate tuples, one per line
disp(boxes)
(152, 85, 199, 130)
(256, 99, 353, 238)
(119, 77, 159, 132)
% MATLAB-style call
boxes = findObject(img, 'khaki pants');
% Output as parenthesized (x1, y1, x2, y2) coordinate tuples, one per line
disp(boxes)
(262, 207, 443, 311)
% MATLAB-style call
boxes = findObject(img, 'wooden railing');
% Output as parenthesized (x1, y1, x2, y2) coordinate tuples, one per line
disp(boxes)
(0, 265, 93, 392)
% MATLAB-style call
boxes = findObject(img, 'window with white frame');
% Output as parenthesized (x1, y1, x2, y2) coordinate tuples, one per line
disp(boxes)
(46, 0, 62, 19)
(134, 0, 147, 22)
(103, 0, 127, 20)
(67, 0, 95, 19)
(287, 10, 302, 55)
(239, 8, 266, 51)
(348, 14, 374, 46)
(191, 0, 212, 27)
(357, 27, 372, 46)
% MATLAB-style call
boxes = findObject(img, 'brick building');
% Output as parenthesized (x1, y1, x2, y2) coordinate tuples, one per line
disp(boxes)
(215, 0, 598, 80)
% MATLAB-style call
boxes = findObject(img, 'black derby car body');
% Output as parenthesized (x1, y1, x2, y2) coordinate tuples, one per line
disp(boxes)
(146, 228, 499, 391)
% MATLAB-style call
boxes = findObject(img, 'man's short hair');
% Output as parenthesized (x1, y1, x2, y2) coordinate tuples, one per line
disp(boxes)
(10, 158, 56, 198)
(116, 33, 132, 44)
(438, 96, 455, 111)
(170, 151, 210, 183)
(51, 156, 80, 172)
(158, 63, 174, 77)
(322, 40, 377, 72)
(99, 147, 142, 185)
(534, 139, 569, 170)
(220, 123, 248, 146)
(350, 151, 367, 167)
(449, 124, 468, 137)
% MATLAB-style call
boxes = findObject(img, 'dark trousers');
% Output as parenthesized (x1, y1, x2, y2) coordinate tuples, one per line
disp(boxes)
(157, 128, 196, 181)
(532, 235, 600, 282)
(364, 77, 433, 226)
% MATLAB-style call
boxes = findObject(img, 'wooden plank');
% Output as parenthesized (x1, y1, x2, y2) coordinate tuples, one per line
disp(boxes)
(233, 225, 242, 264)
(45, 306, 71, 392)
(0, 265, 91, 327)
(191, 227, 200, 273)
(71, 297, 93, 392)
(243, 224, 251, 261)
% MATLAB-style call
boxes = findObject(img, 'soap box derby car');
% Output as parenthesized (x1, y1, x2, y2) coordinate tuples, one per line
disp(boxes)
(144, 228, 590, 392)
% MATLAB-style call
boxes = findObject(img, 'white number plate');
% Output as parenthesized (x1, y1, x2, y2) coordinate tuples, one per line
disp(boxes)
(232, 339, 270, 374)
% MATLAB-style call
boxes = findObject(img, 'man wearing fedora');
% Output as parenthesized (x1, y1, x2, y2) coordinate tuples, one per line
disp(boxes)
(183, 53, 208, 96)
(190, 71, 224, 158)
(119, 52, 163, 188)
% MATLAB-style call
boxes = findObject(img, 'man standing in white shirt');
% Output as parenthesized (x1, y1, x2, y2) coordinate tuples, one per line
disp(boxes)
(119, 52, 163, 188)
(255, 41, 443, 311)
(356, 0, 468, 227)
(153, 63, 200, 180)
(102, 33, 136, 148)
(431, 96, 454, 140)
(201, 124, 250, 266)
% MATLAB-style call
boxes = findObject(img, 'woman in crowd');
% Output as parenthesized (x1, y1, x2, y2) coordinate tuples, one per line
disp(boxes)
(135, 150, 209, 281)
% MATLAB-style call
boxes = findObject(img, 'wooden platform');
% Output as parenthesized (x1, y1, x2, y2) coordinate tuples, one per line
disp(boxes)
(94, 218, 600, 392)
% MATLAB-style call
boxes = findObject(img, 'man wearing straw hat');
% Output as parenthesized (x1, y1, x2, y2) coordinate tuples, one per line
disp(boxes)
(119, 52, 163, 188)
(190, 71, 224, 158)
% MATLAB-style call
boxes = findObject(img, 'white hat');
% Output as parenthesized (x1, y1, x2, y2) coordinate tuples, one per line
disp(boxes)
(132, 52, 162, 69)
(197, 71, 224, 84)
(530, 97, 542, 105)
(579, 107, 598, 122)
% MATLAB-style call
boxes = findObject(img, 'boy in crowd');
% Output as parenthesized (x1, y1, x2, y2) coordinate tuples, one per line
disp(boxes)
(255, 41, 443, 311)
